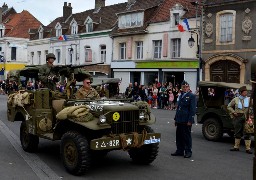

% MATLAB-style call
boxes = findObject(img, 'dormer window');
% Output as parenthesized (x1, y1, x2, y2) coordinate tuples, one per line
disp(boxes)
(174, 13, 180, 25)
(84, 17, 93, 33)
(55, 22, 62, 37)
(70, 19, 78, 35)
(118, 12, 144, 29)
(0, 24, 5, 38)
(170, 3, 186, 27)
(38, 26, 44, 39)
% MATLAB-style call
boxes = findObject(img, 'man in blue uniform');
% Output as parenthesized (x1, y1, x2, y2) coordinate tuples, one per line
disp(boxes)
(171, 80, 196, 158)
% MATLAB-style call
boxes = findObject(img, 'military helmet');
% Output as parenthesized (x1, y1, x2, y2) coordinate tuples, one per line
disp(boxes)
(74, 68, 92, 82)
(46, 53, 56, 61)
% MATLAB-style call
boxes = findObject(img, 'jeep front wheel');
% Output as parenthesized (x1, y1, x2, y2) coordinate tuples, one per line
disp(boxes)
(20, 121, 39, 152)
(202, 118, 223, 141)
(128, 126, 159, 164)
(60, 131, 91, 175)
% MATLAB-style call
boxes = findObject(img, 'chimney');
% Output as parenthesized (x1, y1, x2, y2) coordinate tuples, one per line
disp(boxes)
(63, 2, 72, 20)
(2, 3, 8, 12)
(95, 0, 105, 10)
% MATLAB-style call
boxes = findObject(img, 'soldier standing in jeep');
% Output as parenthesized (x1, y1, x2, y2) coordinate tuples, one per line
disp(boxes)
(38, 53, 59, 91)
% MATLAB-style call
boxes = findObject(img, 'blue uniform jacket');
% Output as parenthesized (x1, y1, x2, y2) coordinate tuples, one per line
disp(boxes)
(174, 91, 196, 124)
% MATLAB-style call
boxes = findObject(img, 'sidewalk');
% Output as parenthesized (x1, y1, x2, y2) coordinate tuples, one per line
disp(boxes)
(0, 129, 39, 180)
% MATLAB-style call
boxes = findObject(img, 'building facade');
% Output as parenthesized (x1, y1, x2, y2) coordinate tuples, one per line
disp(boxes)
(28, 1, 128, 77)
(111, 0, 200, 93)
(0, 3, 42, 79)
(202, 0, 256, 84)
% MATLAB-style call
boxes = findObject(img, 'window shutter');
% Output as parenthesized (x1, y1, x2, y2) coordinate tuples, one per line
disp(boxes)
(163, 33, 168, 57)
(88, 49, 92, 62)
(127, 37, 133, 59)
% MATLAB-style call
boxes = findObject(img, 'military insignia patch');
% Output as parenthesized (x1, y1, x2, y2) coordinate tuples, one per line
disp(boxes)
(113, 112, 120, 121)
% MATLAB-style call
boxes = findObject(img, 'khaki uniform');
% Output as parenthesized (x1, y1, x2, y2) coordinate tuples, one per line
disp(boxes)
(227, 97, 250, 119)
(75, 87, 100, 99)
(38, 64, 57, 91)
(227, 96, 251, 151)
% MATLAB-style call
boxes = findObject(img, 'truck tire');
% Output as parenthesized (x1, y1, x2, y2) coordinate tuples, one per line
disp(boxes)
(20, 121, 39, 152)
(202, 118, 223, 141)
(60, 131, 91, 175)
(128, 126, 159, 164)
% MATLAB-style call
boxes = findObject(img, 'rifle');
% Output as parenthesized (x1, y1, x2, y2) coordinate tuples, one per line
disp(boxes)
(51, 63, 103, 99)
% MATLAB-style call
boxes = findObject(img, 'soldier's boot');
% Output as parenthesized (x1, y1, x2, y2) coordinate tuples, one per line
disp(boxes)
(230, 138, 240, 151)
(245, 140, 252, 154)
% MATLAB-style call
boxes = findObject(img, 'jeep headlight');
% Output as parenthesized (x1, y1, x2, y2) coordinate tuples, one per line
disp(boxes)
(99, 115, 107, 124)
(139, 112, 145, 120)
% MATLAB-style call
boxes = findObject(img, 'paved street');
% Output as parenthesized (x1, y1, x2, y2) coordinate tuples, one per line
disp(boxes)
(0, 95, 253, 180)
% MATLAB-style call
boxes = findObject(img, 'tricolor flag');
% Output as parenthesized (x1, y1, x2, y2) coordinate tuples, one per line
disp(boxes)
(58, 35, 67, 41)
(177, 18, 190, 32)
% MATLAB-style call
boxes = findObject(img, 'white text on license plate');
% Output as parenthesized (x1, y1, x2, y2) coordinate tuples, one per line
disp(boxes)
(95, 139, 120, 149)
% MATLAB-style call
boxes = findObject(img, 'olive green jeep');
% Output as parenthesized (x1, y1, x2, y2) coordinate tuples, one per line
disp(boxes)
(7, 65, 160, 176)
(197, 81, 251, 141)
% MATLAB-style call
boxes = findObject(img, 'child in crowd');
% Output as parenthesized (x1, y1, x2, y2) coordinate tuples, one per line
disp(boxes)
(168, 90, 174, 110)
(147, 92, 153, 108)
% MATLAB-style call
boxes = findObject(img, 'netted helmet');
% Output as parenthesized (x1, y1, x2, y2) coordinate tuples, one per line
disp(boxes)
(74, 68, 92, 82)
(46, 53, 56, 61)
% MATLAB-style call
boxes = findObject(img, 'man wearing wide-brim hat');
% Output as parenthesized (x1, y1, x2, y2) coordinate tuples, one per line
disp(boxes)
(227, 85, 252, 154)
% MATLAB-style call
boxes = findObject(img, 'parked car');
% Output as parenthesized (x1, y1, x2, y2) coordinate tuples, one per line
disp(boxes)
(196, 81, 252, 141)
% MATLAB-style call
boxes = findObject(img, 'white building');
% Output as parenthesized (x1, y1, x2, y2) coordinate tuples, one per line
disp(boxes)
(111, 2, 200, 93)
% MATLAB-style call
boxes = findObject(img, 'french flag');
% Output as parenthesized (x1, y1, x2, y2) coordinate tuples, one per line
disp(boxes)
(177, 18, 190, 32)
(58, 35, 67, 41)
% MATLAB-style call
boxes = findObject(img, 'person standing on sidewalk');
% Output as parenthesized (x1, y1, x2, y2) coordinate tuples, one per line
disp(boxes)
(227, 86, 252, 154)
(171, 80, 196, 158)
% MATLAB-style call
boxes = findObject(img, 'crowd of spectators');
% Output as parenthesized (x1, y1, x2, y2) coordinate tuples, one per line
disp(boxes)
(0, 79, 68, 94)
(125, 81, 186, 110)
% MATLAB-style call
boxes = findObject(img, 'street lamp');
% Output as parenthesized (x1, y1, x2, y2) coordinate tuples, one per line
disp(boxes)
(188, 35, 195, 48)
(189, 1, 203, 83)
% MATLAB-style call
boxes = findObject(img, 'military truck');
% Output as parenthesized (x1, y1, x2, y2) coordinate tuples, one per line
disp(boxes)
(7, 65, 160, 175)
(197, 81, 251, 141)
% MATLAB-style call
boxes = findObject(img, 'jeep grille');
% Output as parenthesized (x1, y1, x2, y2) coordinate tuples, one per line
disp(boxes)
(111, 111, 139, 134)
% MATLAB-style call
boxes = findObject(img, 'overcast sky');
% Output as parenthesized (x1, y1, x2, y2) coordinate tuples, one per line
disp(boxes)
(3, 0, 127, 25)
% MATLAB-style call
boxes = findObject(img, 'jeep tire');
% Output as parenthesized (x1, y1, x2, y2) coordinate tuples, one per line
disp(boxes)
(202, 118, 223, 141)
(20, 121, 39, 152)
(60, 131, 91, 176)
(128, 126, 159, 164)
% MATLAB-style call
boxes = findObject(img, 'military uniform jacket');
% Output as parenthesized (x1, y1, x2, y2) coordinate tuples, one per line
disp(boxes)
(227, 96, 250, 119)
(174, 91, 196, 124)
(38, 64, 56, 90)
(75, 87, 100, 99)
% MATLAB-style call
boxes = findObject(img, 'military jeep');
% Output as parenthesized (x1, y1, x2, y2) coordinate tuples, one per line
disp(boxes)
(7, 65, 160, 175)
(197, 81, 251, 141)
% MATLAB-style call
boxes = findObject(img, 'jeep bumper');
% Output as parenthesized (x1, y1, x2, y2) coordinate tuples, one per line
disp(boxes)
(90, 133, 161, 150)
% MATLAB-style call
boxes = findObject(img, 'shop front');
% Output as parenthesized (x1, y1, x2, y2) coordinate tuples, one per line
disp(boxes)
(111, 60, 198, 93)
